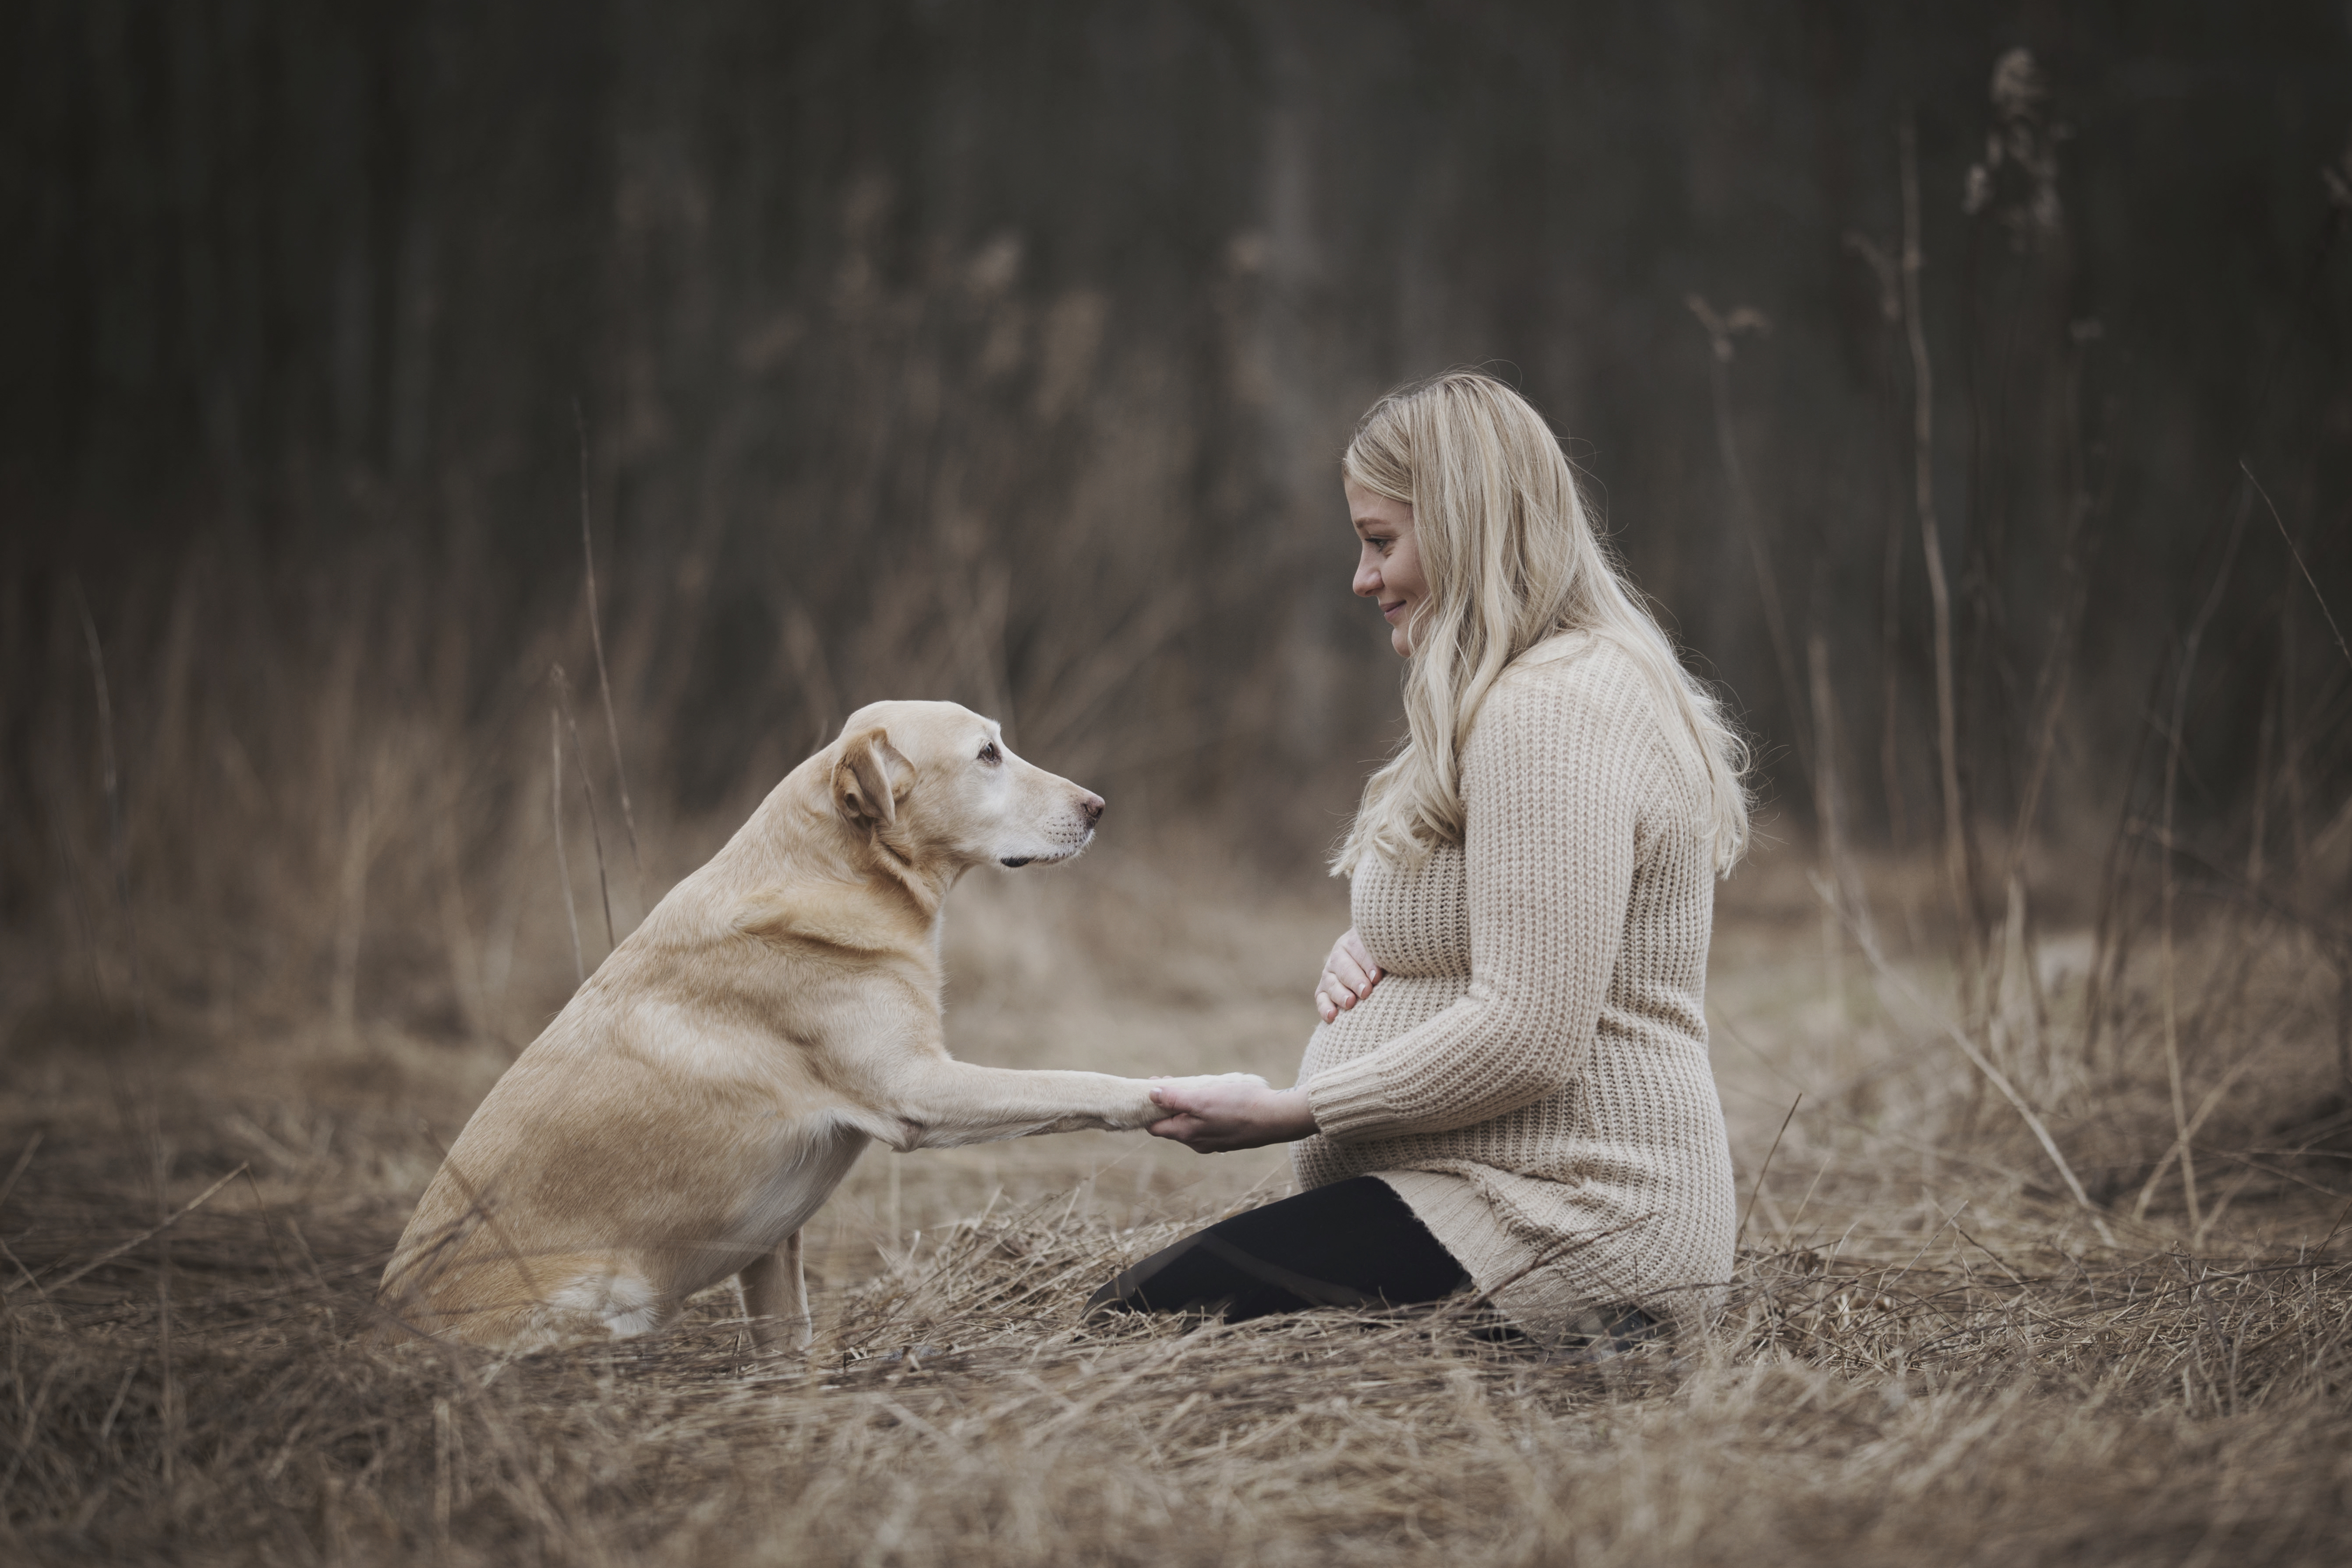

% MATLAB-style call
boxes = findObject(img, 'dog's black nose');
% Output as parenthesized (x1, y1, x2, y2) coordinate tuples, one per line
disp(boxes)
(1079, 792, 1105, 825)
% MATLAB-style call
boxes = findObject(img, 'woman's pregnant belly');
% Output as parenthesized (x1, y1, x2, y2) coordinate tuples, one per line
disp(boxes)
(1298, 972, 1471, 1085)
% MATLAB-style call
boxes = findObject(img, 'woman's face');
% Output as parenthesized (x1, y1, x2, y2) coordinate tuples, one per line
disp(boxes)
(1347, 478, 1427, 657)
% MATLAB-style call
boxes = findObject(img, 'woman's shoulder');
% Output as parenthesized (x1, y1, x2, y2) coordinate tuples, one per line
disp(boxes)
(1472, 633, 1686, 787)
(1483, 632, 1653, 726)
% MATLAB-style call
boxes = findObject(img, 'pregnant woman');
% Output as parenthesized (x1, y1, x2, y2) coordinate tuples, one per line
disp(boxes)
(1090, 371, 1751, 1348)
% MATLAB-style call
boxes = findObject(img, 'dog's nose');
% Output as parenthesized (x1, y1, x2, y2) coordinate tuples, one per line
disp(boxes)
(1078, 791, 1105, 825)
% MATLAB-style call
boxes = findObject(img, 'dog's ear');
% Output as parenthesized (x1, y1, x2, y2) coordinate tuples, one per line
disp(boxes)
(832, 726, 913, 830)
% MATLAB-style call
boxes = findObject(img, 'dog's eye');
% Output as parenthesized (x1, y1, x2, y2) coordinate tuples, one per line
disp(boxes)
(977, 742, 1001, 765)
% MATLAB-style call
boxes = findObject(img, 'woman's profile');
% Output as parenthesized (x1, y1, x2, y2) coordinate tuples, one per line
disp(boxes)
(1090, 369, 1750, 1350)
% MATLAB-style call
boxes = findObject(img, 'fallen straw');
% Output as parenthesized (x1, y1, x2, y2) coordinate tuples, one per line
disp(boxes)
(11, 1163, 249, 1296)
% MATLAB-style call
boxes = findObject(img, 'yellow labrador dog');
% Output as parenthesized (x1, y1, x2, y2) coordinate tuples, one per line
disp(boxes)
(379, 700, 1252, 1352)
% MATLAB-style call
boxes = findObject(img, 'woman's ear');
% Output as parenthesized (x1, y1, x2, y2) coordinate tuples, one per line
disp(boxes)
(832, 727, 913, 828)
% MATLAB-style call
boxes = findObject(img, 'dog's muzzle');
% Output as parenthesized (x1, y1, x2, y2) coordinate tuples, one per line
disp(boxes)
(1001, 816, 1098, 868)
(1001, 797, 1102, 868)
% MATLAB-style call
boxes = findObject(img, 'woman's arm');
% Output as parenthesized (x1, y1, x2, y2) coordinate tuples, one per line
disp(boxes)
(1302, 655, 1657, 1141)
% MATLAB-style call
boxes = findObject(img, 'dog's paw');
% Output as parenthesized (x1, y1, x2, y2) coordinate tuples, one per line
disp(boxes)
(1147, 1072, 1269, 1095)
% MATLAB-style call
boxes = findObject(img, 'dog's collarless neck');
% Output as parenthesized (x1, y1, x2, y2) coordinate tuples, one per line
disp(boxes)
(860, 835, 948, 923)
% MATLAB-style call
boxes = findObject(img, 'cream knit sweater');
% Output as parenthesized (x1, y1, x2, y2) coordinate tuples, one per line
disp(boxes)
(1294, 632, 1737, 1341)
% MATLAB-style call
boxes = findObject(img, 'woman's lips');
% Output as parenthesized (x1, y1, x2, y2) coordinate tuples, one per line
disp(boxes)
(1381, 600, 1405, 619)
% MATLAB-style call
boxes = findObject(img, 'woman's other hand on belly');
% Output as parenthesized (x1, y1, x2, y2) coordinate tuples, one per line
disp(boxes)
(1147, 1076, 1318, 1153)
(1316, 927, 1384, 1023)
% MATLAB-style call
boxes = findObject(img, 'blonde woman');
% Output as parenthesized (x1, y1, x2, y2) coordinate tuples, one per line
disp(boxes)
(1091, 371, 1749, 1349)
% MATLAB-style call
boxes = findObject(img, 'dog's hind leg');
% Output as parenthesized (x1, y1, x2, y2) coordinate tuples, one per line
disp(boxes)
(742, 1232, 811, 1352)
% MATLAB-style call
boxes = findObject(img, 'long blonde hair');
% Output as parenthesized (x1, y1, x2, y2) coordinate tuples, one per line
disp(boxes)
(1332, 371, 1751, 877)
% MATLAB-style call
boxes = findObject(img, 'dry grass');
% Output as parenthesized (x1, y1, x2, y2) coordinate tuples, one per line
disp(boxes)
(5, 840, 2352, 1567)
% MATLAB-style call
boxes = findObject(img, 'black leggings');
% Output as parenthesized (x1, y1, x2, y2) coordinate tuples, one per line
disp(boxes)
(1085, 1176, 1471, 1322)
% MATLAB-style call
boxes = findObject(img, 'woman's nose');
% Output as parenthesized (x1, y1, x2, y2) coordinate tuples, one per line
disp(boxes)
(1353, 557, 1381, 598)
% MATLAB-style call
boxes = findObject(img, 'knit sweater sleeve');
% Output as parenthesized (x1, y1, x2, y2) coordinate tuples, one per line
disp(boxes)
(1303, 652, 1655, 1140)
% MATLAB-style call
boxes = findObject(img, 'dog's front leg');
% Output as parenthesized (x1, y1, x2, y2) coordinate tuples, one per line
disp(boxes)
(741, 1231, 811, 1352)
(874, 1061, 1263, 1150)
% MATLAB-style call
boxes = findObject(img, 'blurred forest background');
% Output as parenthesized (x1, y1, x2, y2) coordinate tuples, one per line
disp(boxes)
(3, 0, 2350, 1047)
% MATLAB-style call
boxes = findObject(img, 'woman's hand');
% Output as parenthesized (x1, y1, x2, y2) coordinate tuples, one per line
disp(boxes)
(1146, 1074, 1317, 1154)
(1315, 927, 1383, 1023)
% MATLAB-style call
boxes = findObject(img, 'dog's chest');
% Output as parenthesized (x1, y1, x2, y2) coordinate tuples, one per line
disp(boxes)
(1352, 846, 1470, 980)
(726, 1115, 870, 1251)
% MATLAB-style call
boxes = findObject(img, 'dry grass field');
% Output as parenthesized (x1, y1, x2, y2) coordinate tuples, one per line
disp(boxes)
(4, 824, 2349, 1567)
